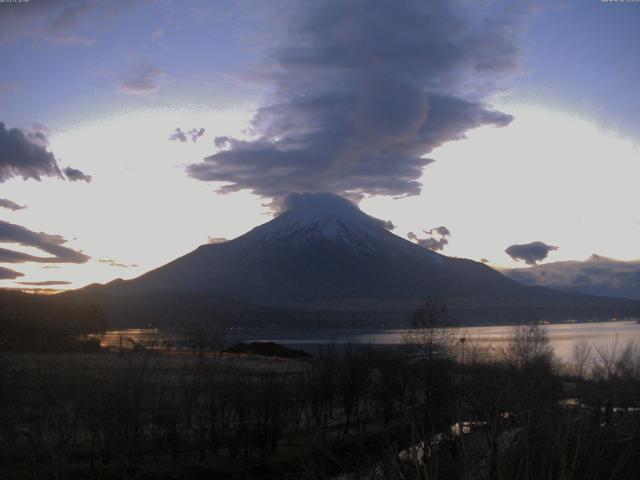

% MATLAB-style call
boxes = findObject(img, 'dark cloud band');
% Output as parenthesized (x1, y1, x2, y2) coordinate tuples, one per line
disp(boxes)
(0, 219, 90, 264)
(0, 266, 23, 280)
(0, 122, 92, 184)
(98, 258, 138, 268)
(0, 198, 26, 211)
(17, 280, 72, 286)
(0, 122, 62, 182)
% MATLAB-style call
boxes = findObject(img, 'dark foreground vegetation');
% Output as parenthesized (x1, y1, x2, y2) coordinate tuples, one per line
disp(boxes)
(223, 341, 312, 358)
(1, 300, 640, 480)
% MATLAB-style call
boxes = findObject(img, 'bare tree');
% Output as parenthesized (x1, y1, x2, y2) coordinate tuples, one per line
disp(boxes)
(178, 355, 206, 431)
(501, 323, 555, 370)
(572, 340, 592, 379)
(405, 297, 452, 362)
(337, 345, 370, 434)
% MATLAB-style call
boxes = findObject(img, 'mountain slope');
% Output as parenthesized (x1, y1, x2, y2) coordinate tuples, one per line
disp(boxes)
(74, 193, 640, 326)
(102, 193, 525, 305)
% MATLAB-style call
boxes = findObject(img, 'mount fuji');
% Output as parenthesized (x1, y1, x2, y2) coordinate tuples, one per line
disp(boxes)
(75, 193, 640, 326)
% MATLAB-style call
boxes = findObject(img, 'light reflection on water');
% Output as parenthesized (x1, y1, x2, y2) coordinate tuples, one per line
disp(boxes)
(257, 320, 640, 362)
(101, 329, 171, 349)
(103, 320, 640, 363)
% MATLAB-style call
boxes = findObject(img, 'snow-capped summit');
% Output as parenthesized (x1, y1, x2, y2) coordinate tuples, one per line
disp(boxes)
(249, 193, 410, 253)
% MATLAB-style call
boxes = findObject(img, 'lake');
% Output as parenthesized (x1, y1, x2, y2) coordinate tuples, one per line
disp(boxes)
(104, 320, 640, 363)
(254, 320, 640, 363)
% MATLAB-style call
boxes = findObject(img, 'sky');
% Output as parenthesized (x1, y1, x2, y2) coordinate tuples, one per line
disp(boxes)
(1, 0, 640, 292)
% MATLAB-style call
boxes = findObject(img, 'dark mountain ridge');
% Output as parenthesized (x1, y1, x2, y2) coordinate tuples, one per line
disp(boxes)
(94, 193, 525, 303)
(71, 193, 640, 327)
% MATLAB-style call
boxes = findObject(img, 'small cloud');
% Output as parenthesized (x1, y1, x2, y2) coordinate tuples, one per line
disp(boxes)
(408, 226, 451, 251)
(0, 266, 24, 280)
(207, 236, 227, 244)
(63, 166, 92, 182)
(189, 128, 205, 142)
(119, 65, 164, 94)
(98, 258, 138, 268)
(505, 241, 558, 265)
(169, 128, 187, 143)
(17, 280, 72, 286)
(431, 226, 450, 237)
(169, 127, 206, 143)
(0, 198, 26, 211)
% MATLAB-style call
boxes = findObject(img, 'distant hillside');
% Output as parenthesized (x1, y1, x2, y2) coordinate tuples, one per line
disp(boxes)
(503, 255, 640, 300)
(0, 289, 106, 351)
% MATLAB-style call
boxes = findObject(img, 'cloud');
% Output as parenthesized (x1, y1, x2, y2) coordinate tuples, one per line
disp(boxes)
(0, 198, 26, 211)
(63, 166, 92, 183)
(98, 258, 138, 268)
(0, 122, 92, 184)
(503, 254, 640, 299)
(188, 0, 530, 199)
(0, 122, 62, 182)
(275, 192, 395, 233)
(0, 219, 90, 264)
(0, 266, 24, 280)
(189, 128, 205, 142)
(169, 128, 187, 143)
(17, 280, 72, 286)
(169, 127, 206, 143)
(0, 0, 94, 45)
(505, 241, 558, 265)
(408, 226, 451, 251)
(0, 0, 146, 46)
(119, 65, 164, 94)
(207, 237, 227, 244)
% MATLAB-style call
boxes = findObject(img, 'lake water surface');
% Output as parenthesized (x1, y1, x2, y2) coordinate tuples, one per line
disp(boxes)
(104, 320, 640, 363)
(255, 320, 640, 363)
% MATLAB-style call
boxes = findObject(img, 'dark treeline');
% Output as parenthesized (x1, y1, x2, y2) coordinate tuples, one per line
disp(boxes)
(0, 290, 106, 352)
(1, 311, 640, 479)
(64, 287, 640, 330)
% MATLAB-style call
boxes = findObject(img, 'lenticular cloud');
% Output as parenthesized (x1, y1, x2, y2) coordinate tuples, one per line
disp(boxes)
(188, 0, 530, 200)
